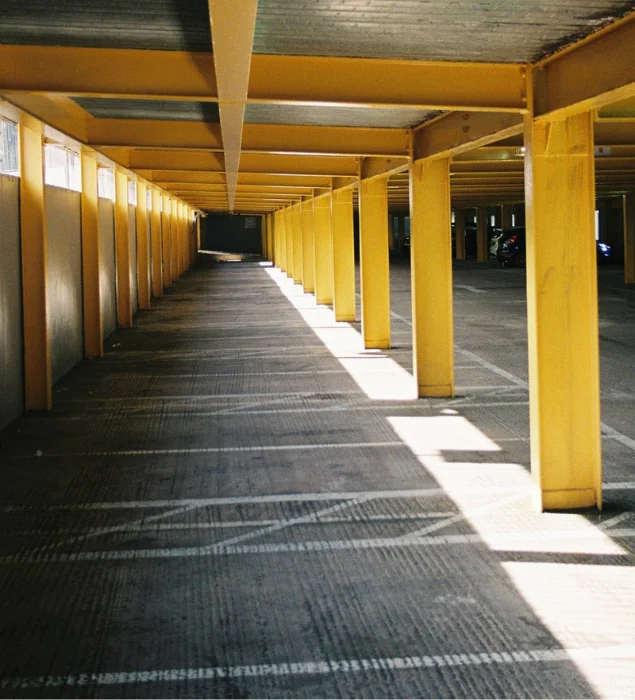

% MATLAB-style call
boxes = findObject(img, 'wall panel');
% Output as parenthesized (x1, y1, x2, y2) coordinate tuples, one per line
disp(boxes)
(46, 186, 83, 383)
(99, 198, 116, 339)
(0, 175, 23, 430)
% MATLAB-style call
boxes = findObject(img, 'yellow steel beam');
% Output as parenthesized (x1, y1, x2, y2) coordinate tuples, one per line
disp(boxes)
(170, 198, 179, 283)
(284, 207, 294, 279)
(360, 156, 409, 180)
(0, 45, 525, 112)
(413, 112, 524, 161)
(536, 13, 635, 119)
(359, 178, 390, 349)
(4, 93, 89, 145)
(410, 157, 454, 397)
(127, 152, 359, 177)
(314, 194, 334, 305)
(332, 188, 356, 322)
(249, 55, 527, 112)
(525, 109, 601, 511)
(19, 116, 52, 410)
(208, 0, 258, 210)
(80, 149, 103, 357)
(301, 199, 315, 294)
(114, 170, 133, 328)
(89, 120, 409, 158)
(292, 203, 303, 284)
(151, 188, 163, 298)
(136, 181, 151, 309)
(161, 195, 172, 287)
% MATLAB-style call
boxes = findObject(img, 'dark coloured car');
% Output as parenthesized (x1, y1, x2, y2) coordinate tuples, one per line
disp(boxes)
(498, 227, 613, 267)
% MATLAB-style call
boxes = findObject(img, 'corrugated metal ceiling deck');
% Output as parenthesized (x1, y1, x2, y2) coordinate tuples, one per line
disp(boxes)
(0, 0, 211, 52)
(253, 0, 635, 63)
(73, 99, 220, 122)
(244, 104, 440, 129)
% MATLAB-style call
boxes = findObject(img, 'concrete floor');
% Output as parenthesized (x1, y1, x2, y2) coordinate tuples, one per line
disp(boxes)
(1, 254, 635, 698)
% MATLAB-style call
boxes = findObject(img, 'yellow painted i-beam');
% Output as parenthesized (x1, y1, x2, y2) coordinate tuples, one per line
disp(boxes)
(19, 117, 52, 410)
(80, 150, 103, 358)
(276, 210, 287, 272)
(454, 208, 466, 260)
(332, 188, 356, 322)
(135, 181, 151, 310)
(410, 157, 454, 397)
(623, 192, 635, 284)
(284, 207, 294, 278)
(114, 169, 133, 328)
(151, 189, 163, 297)
(525, 110, 601, 511)
(476, 206, 488, 263)
(267, 214, 274, 264)
(261, 216, 267, 258)
(359, 178, 390, 348)
(314, 194, 334, 305)
(292, 203, 303, 284)
(161, 195, 172, 287)
(170, 199, 179, 283)
(301, 199, 315, 293)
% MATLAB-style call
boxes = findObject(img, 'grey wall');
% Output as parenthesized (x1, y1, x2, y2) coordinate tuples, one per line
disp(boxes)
(46, 186, 83, 383)
(201, 214, 262, 254)
(0, 175, 24, 431)
(128, 204, 138, 315)
(99, 198, 116, 338)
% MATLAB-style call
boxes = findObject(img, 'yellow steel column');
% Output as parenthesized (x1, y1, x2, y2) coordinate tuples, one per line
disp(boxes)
(80, 150, 103, 358)
(114, 169, 133, 328)
(136, 181, 150, 310)
(454, 208, 466, 260)
(196, 212, 201, 253)
(170, 198, 179, 283)
(161, 195, 172, 288)
(284, 207, 294, 278)
(359, 179, 390, 348)
(151, 189, 163, 298)
(476, 206, 488, 263)
(410, 157, 454, 397)
(261, 216, 267, 258)
(277, 209, 287, 272)
(332, 188, 356, 322)
(314, 193, 334, 306)
(623, 192, 635, 284)
(301, 198, 315, 293)
(19, 117, 52, 409)
(525, 110, 601, 511)
(267, 214, 274, 264)
(292, 203, 303, 285)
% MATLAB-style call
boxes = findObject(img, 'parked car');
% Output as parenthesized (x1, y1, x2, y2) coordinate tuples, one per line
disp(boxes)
(498, 227, 613, 267)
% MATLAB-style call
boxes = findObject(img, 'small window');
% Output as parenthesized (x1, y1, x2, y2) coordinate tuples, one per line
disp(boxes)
(44, 144, 81, 191)
(490, 215, 496, 227)
(128, 181, 137, 206)
(146, 189, 152, 210)
(0, 118, 19, 176)
(98, 168, 115, 201)
(511, 213, 516, 227)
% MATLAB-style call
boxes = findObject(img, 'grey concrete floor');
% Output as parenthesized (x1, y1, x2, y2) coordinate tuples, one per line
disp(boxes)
(0, 254, 634, 698)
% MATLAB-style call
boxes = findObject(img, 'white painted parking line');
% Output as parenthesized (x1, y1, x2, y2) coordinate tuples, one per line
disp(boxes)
(8, 523, 635, 565)
(44, 440, 405, 458)
(3, 644, 634, 690)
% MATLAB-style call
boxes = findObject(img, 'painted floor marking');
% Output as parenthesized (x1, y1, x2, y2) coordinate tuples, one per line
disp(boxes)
(0, 486, 524, 513)
(391, 309, 635, 454)
(44, 440, 405, 458)
(56, 390, 360, 404)
(5, 481, 635, 514)
(9, 523, 635, 565)
(5, 513, 459, 538)
(4, 644, 635, 690)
